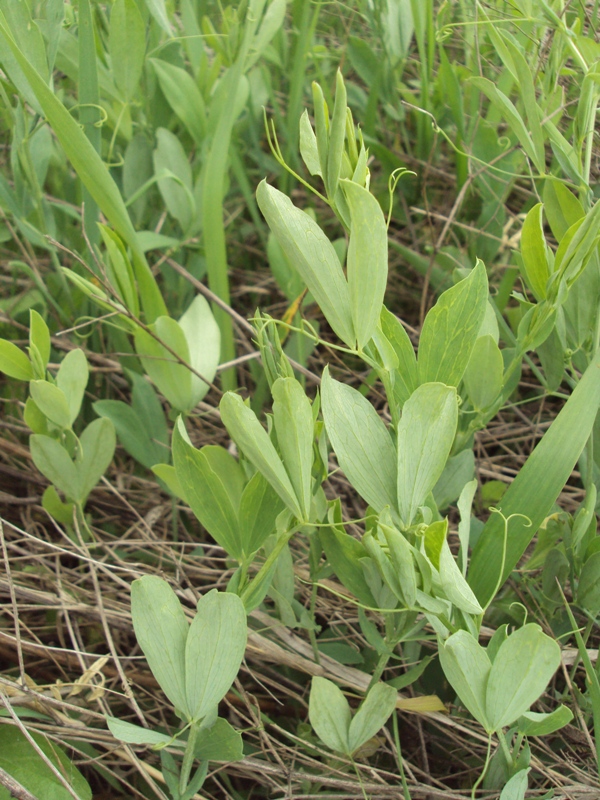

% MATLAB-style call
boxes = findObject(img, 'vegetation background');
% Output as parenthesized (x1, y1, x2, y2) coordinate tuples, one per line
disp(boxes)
(1, 0, 600, 798)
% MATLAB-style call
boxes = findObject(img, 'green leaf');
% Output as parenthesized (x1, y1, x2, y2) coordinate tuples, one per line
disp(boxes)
(152, 463, 185, 499)
(151, 58, 206, 146)
(0, 10, 166, 321)
(239, 468, 285, 557)
(470, 350, 600, 606)
(135, 317, 193, 413)
(520, 203, 549, 301)
(308, 676, 351, 754)
(380, 523, 417, 607)
(220, 392, 302, 519)
(256, 181, 355, 347)
(153, 128, 195, 233)
(299, 110, 321, 176)
(438, 630, 491, 731)
(178, 295, 221, 408)
(485, 624, 561, 731)
(110, 0, 145, 101)
(194, 718, 244, 762)
(517, 705, 573, 736)
(417, 260, 488, 386)
(30, 434, 80, 501)
(143, 0, 172, 34)
(131, 576, 190, 718)
(321, 367, 397, 515)
(78, 417, 116, 502)
(326, 70, 347, 198)
(173, 420, 243, 560)
(272, 377, 313, 521)
(185, 589, 247, 722)
(379, 306, 417, 407)
(438, 540, 483, 615)
(499, 770, 529, 800)
(0, 727, 91, 800)
(542, 179, 584, 242)
(0, 338, 33, 380)
(56, 349, 88, 425)
(29, 309, 50, 368)
(106, 717, 175, 746)
(577, 550, 600, 615)
(397, 383, 458, 527)
(343, 180, 388, 349)
(348, 683, 397, 753)
(463, 335, 504, 411)
(29, 381, 72, 429)
(320, 526, 377, 607)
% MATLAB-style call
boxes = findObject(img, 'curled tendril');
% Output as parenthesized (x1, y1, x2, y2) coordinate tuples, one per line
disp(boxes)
(72, 102, 108, 128)
(386, 167, 416, 228)
(496, 135, 511, 151)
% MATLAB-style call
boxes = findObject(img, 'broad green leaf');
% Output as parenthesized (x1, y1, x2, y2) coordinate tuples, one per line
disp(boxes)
(299, 110, 321, 176)
(348, 683, 397, 753)
(151, 58, 206, 146)
(438, 630, 491, 731)
(194, 718, 244, 762)
(29, 309, 50, 368)
(185, 590, 247, 722)
(308, 677, 351, 754)
(220, 392, 302, 519)
(397, 383, 458, 527)
(131, 576, 189, 718)
(135, 317, 193, 412)
(424, 519, 447, 571)
(272, 377, 313, 521)
(56, 349, 88, 424)
(106, 717, 175, 746)
(78, 418, 116, 501)
(178, 295, 221, 408)
(463, 335, 504, 411)
(517, 705, 573, 736)
(470, 350, 600, 606)
(30, 434, 80, 502)
(0, 11, 166, 321)
(577, 550, 600, 615)
(380, 306, 417, 407)
(520, 204, 549, 301)
(0, 338, 33, 380)
(542, 179, 584, 242)
(239, 471, 284, 557)
(343, 180, 388, 349)
(29, 381, 72, 429)
(110, 0, 145, 101)
(417, 260, 488, 386)
(256, 181, 355, 347)
(42, 485, 75, 527)
(154, 128, 195, 233)
(320, 526, 377, 607)
(173, 420, 243, 560)
(500, 769, 529, 800)
(0, 727, 91, 800)
(485, 624, 561, 731)
(438, 541, 483, 615)
(152, 463, 185, 500)
(321, 368, 397, 515)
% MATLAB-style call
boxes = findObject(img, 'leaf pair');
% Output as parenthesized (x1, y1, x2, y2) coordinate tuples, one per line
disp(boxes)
(308, 676, 397, 756)
(0, 309, 49, 382)
(439, 625, 561, 734)
(131, 577, 247, 723)
(321, 368, 458, 528)
(28, 349, 88, 431)
(256, 179, 387, 350)
(135, 295, 220, 413)
(172, 420, 283, 562)
(219, 376, 314, 522)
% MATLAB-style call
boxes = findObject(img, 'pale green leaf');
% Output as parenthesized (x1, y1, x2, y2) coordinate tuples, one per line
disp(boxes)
(520, 203, 549, 301)
(110, 0, 145, 101)
(321, 367, 397, 515)
(0, 338, 33, 380)
(78, 417, 116, 501)
(309, 677, 351, 754)
(438, 540, 483, 615)
(439, 630, 491, 731)
(348, 683, 397, 753)
(397, 383, 458, 527)
(178, 295, 220, 408)
(29, 380, 72, 429)
(30, 434, 81, 502)
(135, 317, 193, 413)
(151, 58, 206, 145)
(131, 576, 189, 718)
(56, 349, 88, 424)
(463, 335, 504, 411)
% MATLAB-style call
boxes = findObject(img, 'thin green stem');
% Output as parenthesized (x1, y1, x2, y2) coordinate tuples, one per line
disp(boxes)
(471, 734, 492, 799)
(179, 723, 198, 795)
(392, 710, 411, 800)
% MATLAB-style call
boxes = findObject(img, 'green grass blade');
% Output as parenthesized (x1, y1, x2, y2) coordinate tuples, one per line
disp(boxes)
(0, 10, 166, 322)
(78, 0, 100, 247)
(469, 349, 600, 607)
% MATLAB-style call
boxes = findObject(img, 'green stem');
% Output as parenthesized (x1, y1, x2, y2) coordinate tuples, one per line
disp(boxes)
(471, 734, 492, 799)
(367, 650, 391, 692)
(179, 723, 198, 795)
(392, 710, 412, 800)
